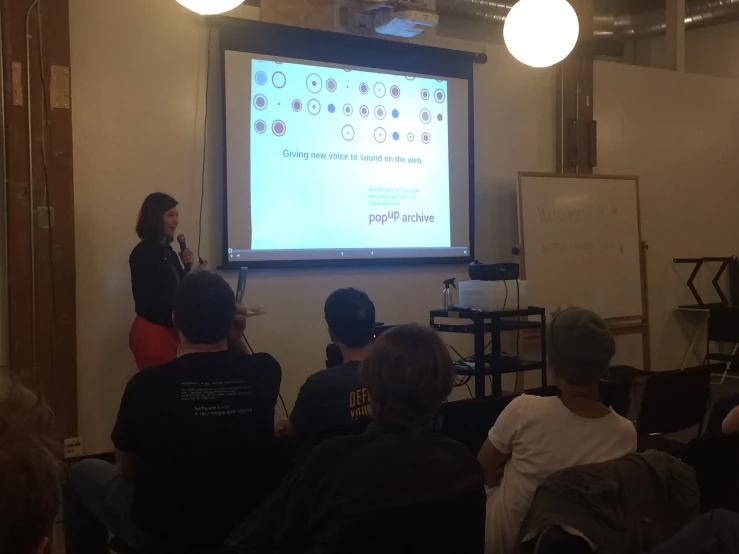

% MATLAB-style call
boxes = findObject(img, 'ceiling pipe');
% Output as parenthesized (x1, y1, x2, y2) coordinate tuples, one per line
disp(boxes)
(436, 0, 739, 37)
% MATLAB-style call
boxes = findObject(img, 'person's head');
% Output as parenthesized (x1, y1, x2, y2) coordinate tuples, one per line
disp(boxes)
(360, 324, 454, 428)
(547, 307, 615, 387)
(136, 192, 179, 242)
(324, 288, 375, 350)
(0, 378, 62, 554)
(173, 271, 236, 346)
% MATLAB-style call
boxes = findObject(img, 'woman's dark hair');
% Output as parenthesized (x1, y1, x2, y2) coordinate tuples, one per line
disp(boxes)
(136, 193, 178, 241)
(360, 324, 454, 428)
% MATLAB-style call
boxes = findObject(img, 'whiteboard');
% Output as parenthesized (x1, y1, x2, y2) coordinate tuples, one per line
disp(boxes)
(518, 173, 643, 320)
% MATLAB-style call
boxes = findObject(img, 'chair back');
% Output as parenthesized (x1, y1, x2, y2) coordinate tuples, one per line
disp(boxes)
(682, 432, 739, 513)
(440, 387, 559, 454)
(707, 307, 739, 343)
(439, 395, 517, 454)
(635, 366, 711, 436)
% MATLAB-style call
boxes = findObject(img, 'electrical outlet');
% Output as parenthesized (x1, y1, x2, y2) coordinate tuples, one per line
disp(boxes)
(64, 437, 84, 459)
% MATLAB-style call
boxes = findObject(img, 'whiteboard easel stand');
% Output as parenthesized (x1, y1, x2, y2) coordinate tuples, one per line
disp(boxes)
(517, 172, 651, 372)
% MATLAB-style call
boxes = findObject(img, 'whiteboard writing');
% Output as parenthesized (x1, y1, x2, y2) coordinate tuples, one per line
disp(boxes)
(520, 175, 642, 320)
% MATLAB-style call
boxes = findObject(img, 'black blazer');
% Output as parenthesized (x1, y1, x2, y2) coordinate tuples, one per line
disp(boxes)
(129, 239, 185, 328)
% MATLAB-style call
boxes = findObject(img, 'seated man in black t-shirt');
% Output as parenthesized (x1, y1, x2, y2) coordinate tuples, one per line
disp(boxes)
(64, 271, 282, 554)
(273, 324, 486, 554)
(275, 288, 374, 455)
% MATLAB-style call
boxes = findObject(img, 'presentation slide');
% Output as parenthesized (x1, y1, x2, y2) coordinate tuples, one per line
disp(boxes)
(224, 51, 471, 264)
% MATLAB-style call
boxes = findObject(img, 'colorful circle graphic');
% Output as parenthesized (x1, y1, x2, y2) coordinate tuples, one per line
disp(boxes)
(343, 104, 353, 116)
(435, 89, 446, 103)
(392, 109, 399, 119)
(253, 94, 267, 110)
(326, 78, 337, 92)
(255, 71, 267, 85)
(375, 106, 386, 120)
(359, 82, 369, 94)
(328, 104, 336, 113)
(254, 119, 266, 134)
(419, 109, 431, 124)
(422, 132, 431, 144)
(359, 105, 369, 117)
(407, 132, 415, 142)
(292, 99, 302, 112)
(373, 82, 386, 98)
(272, 72, 286, 88)
(272, 120, 286, 136)
(421, 89, 430, 101)
(437, 113, 443, 121)
(306, 74, 322, 93)
(392, 132, 399, 141)
(374, 127, 387, 143)
(390, 85, 400, 98)
(308, 99, 321, 115)
(342, 125, 355, 141)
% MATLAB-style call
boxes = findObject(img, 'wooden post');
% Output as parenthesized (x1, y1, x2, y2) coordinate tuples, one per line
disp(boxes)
(2, 0, 77, 437)
(555, 0, 595, 174)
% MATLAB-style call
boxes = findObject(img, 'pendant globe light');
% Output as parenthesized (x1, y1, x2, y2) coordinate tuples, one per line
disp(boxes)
(176, 0, 244, 15)
(503, 0, 580, 68)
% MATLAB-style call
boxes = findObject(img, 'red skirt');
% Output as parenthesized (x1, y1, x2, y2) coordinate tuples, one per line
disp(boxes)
(129, 316, 179, 371)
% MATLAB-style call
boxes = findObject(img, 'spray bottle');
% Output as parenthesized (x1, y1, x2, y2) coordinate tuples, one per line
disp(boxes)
(442, 278, 457, 310)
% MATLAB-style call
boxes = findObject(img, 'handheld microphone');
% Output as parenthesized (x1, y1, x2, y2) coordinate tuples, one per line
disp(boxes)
(176, 234, 193, 271)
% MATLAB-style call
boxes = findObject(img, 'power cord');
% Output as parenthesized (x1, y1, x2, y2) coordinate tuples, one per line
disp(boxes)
(243, 332, 289, 418)
(197, 26, 212, 262)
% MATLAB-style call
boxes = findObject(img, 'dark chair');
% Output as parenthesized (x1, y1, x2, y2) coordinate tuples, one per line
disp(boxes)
(682, 432, 739, 514)
(599, 379, 632, 418)
(705, 307, 739, 384)
(635, 366, 712, 456)
(439, 386, 559, 454)
(439, 394, 518, 455)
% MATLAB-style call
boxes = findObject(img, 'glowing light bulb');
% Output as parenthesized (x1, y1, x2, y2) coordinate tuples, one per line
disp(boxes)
(503, 0, 580, 68)
(176, 0, 244, 15)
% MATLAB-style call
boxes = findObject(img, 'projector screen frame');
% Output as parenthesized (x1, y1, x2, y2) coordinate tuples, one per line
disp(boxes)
(217, 17, 481, 269)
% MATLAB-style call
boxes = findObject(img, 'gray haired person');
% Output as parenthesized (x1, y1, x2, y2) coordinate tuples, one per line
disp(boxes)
(478, 307, 637, 554)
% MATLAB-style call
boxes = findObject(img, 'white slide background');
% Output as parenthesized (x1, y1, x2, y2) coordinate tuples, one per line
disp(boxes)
(246, 57, 451, 250)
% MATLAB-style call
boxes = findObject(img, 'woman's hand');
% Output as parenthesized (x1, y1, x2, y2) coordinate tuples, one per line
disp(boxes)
(180, 248, 195, 267)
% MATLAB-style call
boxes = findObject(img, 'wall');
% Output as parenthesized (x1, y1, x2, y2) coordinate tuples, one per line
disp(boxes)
(632, 21, 739, 80)
(594, 61, 739, 370)
(69, 0, 555, 454)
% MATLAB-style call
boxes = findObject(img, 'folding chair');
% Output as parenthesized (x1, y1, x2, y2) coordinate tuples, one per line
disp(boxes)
(635, 366, 711, 456)
(705, 307, 739, 384)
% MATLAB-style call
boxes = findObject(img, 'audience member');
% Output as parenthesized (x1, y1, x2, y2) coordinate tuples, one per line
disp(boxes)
(721, 404, 739, 434)
(273, 324, 486, 554)
(478, 307, 636, 554)
(275, 288, 374, 455)
(65, 271, 283, 553)
(0, 378, 63, 554)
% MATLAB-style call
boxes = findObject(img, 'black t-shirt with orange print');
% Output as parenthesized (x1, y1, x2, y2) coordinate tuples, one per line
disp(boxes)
(290, 361, 372, 456)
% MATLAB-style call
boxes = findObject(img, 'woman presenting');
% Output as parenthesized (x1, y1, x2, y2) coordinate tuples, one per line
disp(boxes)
(128, 193, 195, 370)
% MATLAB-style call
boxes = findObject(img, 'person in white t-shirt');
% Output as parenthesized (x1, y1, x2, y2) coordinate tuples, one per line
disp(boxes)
(478, 307, 637, 554)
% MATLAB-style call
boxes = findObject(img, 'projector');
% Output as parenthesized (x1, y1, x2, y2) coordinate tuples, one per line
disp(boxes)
(373, 3, 439, 38)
